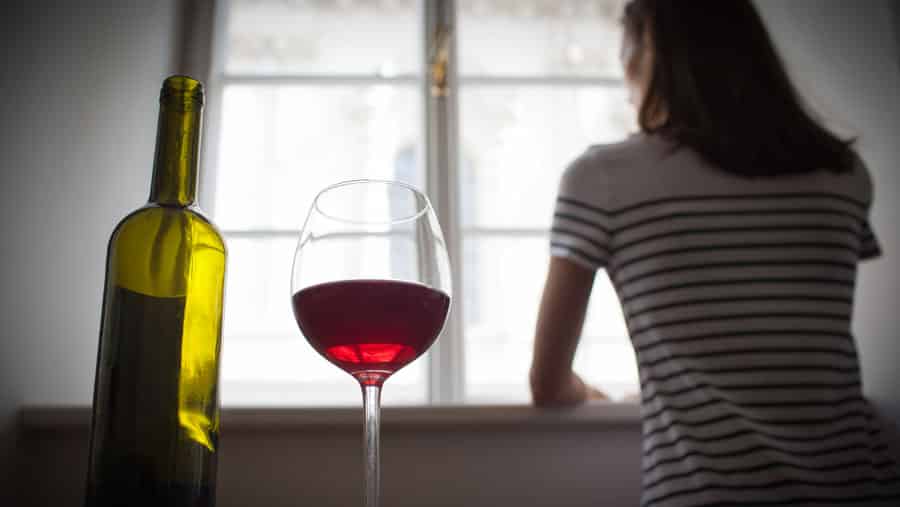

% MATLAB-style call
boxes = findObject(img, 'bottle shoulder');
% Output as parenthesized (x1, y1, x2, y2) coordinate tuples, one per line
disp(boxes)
(111, 204, 226, 254)
(186, 205, 227, 253)
(107, 204, 226, 297)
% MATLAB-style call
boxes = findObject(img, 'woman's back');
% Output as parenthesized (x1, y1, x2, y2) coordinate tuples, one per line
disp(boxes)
(550, 134, 900, 506)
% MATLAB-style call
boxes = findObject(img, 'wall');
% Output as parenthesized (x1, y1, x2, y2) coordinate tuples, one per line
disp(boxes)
(2, 0, 899, 505)
(756, 0, 900, 426)
(0, 0, 181, 500)
(17, 406, 642, 507)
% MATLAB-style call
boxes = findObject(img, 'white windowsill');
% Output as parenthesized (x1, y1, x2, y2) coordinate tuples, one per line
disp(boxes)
(20, 402, 640, 433)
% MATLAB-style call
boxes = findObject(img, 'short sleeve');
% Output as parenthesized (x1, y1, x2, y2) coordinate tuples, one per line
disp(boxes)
(549, 154, 612, 271)
(859, 218, 882, 260)
(855, 155, 882, 261)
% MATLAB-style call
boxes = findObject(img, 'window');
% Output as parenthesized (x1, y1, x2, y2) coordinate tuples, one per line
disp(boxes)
(207, 0, 637, 406)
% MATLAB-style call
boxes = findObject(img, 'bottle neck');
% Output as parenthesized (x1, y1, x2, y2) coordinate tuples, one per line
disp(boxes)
(149, 98, 202, 207)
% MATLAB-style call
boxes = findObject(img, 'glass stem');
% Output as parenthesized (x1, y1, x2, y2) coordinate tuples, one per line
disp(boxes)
(362, 383, 382, 507)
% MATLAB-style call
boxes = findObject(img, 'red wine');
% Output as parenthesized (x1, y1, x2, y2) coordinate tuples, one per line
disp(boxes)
(292, 279, 450, 385)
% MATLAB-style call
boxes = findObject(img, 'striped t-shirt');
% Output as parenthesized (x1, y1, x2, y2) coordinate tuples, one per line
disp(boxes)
(550, 134, 900, 507)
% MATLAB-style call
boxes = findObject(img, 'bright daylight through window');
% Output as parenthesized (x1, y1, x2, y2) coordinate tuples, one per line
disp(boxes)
(210, 0, 637, 406)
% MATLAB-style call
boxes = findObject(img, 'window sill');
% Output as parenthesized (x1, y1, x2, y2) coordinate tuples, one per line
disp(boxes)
(20, 402, 640, 434)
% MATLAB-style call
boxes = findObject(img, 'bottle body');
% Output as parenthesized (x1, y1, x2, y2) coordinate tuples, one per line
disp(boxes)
(86, 76, 225, 507)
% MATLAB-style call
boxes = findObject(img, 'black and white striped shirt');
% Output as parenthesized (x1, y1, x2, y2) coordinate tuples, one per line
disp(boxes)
(550, 135, 900, 507)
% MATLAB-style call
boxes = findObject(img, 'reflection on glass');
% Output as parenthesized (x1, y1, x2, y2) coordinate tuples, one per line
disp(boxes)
(460, 86, 634, 229)
(215, 84, 420, 230)
(225, 0, 419, 75)
(458, 0, 627, 77)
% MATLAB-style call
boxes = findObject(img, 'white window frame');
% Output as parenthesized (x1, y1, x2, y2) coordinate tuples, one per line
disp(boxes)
(200, 0, 626, 405)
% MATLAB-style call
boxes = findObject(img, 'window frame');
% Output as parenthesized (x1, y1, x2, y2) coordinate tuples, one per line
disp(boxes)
(202, 0, 627, 406)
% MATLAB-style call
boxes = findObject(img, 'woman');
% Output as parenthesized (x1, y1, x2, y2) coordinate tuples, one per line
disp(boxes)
(529, 1, 900, 506)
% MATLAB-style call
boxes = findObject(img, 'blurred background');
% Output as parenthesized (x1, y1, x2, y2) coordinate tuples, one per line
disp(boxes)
(1, 1, 899, 505)
(214, 0, 637, 407)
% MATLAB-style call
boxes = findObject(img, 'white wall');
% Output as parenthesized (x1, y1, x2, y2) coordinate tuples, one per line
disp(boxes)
(756, 0, 900, 426)
(1, 0, 899, 505)
(0, 0, 180, 499)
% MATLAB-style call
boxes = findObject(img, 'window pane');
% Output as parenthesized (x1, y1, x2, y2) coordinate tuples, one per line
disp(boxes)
(458, 0, 626, 77)
(462, 236, 635, 403)
(220, 237, 427, 406)
(575, 276, 638, 401)
(225, 0, 420, 76)
(214, 84, 422, 230)
(459, 85, 634, 229)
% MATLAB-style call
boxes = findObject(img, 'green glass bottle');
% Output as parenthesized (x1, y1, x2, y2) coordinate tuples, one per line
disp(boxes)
(85, 75, 226, 507)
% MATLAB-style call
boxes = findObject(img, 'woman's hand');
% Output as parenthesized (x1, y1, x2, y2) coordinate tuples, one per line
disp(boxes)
(622, 391, 641, 403)
(586, 382, 610, 402)
(530, 370, 608, 407)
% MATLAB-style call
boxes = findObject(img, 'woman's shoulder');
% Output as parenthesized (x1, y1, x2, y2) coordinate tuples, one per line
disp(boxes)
(558, 134, 675, 209)
(563, 134, 676, 187)
(562, 136, 876, 213)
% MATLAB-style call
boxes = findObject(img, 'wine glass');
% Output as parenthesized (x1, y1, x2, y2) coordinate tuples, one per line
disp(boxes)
(290, 179, 452, 507)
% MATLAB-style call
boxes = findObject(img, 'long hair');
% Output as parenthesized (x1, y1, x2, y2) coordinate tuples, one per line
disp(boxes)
(622, 0, 856, 177)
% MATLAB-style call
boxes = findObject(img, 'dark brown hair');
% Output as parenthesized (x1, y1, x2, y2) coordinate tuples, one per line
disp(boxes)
(622, 0, 856, 177)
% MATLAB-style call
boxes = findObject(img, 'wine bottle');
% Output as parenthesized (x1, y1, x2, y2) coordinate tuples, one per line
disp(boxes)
(85, 75, 226, 507)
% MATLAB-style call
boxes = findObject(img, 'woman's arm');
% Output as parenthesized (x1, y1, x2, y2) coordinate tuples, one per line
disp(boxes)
(530, 256, 607, 407)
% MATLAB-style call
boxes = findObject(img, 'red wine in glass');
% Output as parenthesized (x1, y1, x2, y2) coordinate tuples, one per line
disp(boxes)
(292, 279, 450, 385)
(291, 179, 451, 507)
